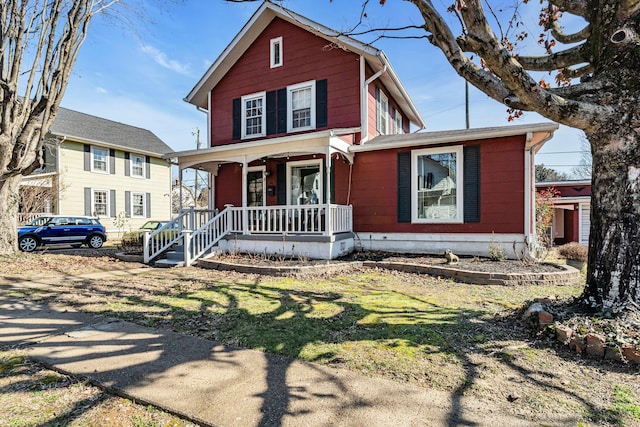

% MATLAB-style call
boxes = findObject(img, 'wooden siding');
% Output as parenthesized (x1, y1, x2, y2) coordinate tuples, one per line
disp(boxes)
(214, 163, 243, 210)
(365, 66, 409, 139)
(57, 140, 171, 232)
(350, 135, 526, 233)
(211, 17, 361, 146)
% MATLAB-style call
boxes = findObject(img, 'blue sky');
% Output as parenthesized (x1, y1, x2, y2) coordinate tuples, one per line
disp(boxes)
(60, 0, 587, 178)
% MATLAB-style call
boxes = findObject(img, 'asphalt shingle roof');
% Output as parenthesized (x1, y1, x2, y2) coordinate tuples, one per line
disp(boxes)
(49, 107, 173, 156)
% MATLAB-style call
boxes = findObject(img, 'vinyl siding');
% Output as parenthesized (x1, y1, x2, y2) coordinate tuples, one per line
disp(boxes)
(56, 140, 171, 233)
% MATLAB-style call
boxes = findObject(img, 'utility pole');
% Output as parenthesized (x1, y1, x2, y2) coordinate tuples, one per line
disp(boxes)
(465, 81, 470, 129)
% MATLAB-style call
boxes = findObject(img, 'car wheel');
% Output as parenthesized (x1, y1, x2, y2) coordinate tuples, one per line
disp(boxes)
(18, 236, 38, 252)
(88, 234, 104, 249)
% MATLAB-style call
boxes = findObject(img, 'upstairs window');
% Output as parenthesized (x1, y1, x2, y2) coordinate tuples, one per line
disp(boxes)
(92, 147, 109, 173)
(270, 37, 283, 68)
(130, 154, 145, 178)
(241, 92, 266, 139)
(376, 88, 389, 135)
(394, 109, 404, 134)
(287, 81, 316, 132)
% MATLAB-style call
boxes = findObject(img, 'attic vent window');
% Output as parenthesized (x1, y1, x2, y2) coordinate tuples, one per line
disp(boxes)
(270, 37, 282, 68)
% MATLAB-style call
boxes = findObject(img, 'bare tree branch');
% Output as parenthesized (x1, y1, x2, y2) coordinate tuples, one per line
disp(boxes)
(515, 44, 587, 71)
(549, 0, 589, 18)
(550, 21, 591, 44)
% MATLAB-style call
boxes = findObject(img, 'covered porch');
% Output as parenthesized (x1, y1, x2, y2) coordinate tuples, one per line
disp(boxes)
(156, 130, 357, 265)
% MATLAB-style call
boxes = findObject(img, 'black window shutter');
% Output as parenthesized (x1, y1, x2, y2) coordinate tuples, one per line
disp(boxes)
(232, 98, 241, 140)
(84, 188, 92, 215)
(145, 156, 151, 179)
(316, 79, 328, 128)
(109, 149, 116, 174)
(276, 163, 286, 205)
(124, 152, 130, 176)
(84, 145, 91, 171)
(463, 145, 481, 223)
(397, 152, 411, 223)
(277, 88, 287, 133)
(266, 90, 277, 135)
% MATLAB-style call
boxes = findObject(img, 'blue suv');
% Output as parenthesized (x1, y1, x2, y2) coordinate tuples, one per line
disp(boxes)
(18, 215, 107, 252)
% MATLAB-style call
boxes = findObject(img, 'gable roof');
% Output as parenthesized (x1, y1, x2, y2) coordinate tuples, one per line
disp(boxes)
(185, 1, 425, 129)
(49, 107, 173, 156)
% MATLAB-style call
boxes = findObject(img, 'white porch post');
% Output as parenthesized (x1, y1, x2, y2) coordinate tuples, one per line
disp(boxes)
(242, 158, 248, 235)
(325, 148, 332, 236)
(179, 167, 184, 213)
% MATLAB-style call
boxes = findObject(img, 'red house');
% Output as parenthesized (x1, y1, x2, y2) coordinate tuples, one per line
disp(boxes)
(536, 180, 591, 246)
(153, 2, 558, 265)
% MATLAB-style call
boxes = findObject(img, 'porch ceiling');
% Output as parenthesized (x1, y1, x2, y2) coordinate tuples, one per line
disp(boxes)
(168, 129, 355, 172)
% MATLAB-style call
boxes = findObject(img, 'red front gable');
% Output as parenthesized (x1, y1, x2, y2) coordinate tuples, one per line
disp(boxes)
(211, 18, 362, 146)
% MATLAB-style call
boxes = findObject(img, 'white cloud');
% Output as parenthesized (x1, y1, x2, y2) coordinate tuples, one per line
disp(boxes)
(140, 45, 191, 76)
(96, 86, 108, 94)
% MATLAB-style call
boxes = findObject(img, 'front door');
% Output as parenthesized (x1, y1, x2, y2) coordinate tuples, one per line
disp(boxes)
(247, 168, 265, 207)
(288, 160, 322, 205)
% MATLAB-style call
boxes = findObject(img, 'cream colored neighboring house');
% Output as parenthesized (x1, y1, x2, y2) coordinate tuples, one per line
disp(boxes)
(20, 107, 173, 236)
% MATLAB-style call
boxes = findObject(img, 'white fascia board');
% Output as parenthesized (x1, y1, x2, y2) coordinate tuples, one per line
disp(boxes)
(552, 196, 591, 204)
(350, 123, 559, 153)
(536, 180, 591, 187)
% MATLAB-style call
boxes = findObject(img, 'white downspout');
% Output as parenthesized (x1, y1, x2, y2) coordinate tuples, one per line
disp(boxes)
(524, 132, 534, 257)
(360, 56, 387, 144)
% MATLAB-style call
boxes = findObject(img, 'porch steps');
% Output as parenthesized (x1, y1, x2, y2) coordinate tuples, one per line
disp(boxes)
(154, 245, 185, 268)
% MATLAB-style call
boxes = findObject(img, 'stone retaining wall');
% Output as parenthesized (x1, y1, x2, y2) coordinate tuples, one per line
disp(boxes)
(363, 261, 580, 286)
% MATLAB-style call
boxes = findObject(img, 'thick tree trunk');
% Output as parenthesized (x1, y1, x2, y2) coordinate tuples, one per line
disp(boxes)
(0, 175, 22, 255)
(582, 130, 640, 314)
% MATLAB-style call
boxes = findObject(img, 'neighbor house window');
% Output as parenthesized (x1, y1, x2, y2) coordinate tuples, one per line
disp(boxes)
(287, 81, 315, 132)
(241, 92, 266, 139)
(270, 37, 282, 68)
(130, 154, 145, 178)
(411, 146, 463, 223)
(92, 147, 109, 173)
(376, 88, 389, 135)
(132, 192, 145, 217)
(92, 189, 109, 217)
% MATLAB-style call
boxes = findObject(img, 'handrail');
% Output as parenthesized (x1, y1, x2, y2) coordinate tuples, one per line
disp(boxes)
(144, 210, 189, 263)
(184, 208, 232, 266)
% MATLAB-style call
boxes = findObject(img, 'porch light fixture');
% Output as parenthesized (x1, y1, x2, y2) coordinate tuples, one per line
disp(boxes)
(264, 170, 271, 177)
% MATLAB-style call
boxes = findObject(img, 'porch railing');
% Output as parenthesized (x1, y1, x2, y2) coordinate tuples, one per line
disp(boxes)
(143, 204, 352, 265)
(229, 204, 352, 236)
(17, 212, 47, 225)
(185, 208, 232, 266)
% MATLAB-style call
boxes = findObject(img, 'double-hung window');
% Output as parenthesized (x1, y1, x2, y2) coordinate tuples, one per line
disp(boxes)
(131, 154, 145, 178)
(376, 89, 389, 135)
(132, 192, 145, 217)
(92, 189, 109, 217)
(241, 92, 266, 139)
(394, 109, 404, 134)
(92, 147, 109, 173)
(411, 146, 463, 223)
(287, 81, 315, 132)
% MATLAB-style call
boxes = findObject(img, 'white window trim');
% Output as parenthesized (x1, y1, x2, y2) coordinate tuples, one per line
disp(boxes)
(270, 36, 283, 68)
(130, 154, 146, 178)
(287, 80, 316, 133)
(91, 146, 109, 174)
(286, 159, 323, 205)
(91, 188, 110, 218)
(241, 91, 266, 139)
(131, 192, 146, 218)
(394, 109, 404, 134)
(411, 146, 464, 224)
(247, 165, 266, 207)
(377, 90, 389, 135)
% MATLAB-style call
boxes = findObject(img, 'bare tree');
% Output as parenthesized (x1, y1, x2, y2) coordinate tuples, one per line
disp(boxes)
(571, 136, 593, 180)
(0, 0, 122, 255)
